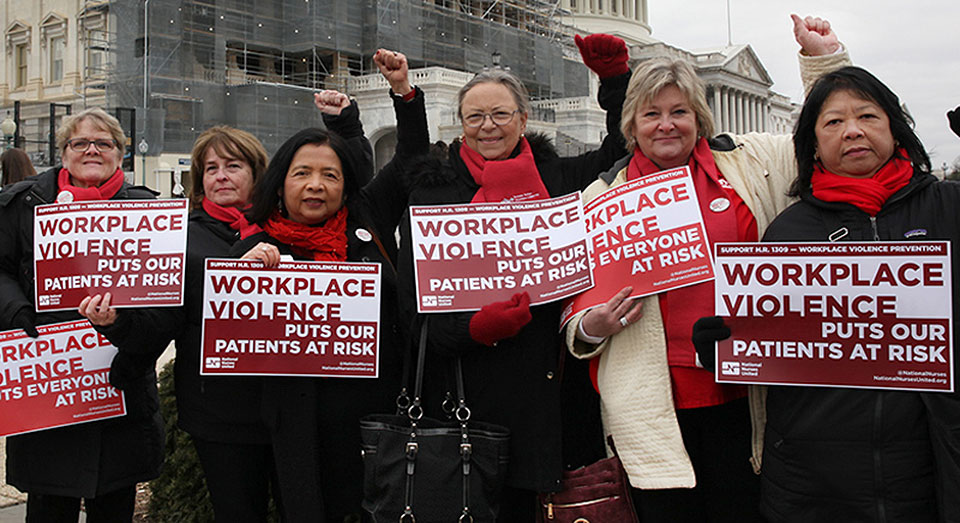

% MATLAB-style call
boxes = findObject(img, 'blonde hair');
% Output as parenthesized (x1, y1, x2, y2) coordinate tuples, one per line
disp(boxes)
(55, 108, 127, 161)
(620, 58, 715, 153)
(188, 126, 268, 209)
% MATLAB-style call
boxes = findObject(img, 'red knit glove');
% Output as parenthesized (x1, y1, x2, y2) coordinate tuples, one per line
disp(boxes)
(469, 292, 532, 346)
(575, 34, 630, 79)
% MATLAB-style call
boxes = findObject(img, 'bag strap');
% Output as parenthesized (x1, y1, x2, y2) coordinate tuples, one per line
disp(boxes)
(401, 317, 477, 523)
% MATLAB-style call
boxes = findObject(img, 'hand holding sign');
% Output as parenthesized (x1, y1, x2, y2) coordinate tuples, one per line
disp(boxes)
(691, 316, 730, 372)
(469, 292, 532, 347)
(78, 292, 117, 327)
(580, 286, 643, 339)
(240, 242, 281, 268)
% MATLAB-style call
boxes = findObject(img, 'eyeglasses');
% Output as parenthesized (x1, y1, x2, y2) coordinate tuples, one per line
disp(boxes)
(66, 138, 118, 153)
(462, 110, 519, 128)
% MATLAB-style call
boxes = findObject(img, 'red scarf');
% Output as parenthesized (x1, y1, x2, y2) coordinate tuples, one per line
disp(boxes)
(622, 137, 752, 408)
(57, 167, 124, 201)
(459, 137, 550, 203)
(262, 208, 348, 261)
(201, 197, 262, 239)
(811, 150, 913, 215)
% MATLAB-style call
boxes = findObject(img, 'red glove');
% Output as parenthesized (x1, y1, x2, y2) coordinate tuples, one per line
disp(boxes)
(575, 33, 630, 79)
(469, 292, 532, 346)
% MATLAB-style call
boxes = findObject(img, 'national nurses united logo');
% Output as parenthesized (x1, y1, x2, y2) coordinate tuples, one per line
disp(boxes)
(721, 361, 741, 376)
(205, 357, 221, 369)
(421, 295, 438, 307)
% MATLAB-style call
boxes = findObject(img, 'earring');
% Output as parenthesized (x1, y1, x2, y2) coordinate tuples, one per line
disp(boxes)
(814, 151, 820, 161)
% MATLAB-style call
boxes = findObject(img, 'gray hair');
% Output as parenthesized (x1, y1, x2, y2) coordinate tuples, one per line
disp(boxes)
(621, 58, 715, 153)
(457, 68, 531, 119)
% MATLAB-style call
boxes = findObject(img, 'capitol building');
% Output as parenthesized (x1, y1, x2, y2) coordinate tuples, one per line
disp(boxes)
(0, 0, 796, 192)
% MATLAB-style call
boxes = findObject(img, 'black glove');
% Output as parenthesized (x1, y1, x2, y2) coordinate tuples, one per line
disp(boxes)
(11, 307, 39, 338)
(692, 316, 730, 372)
(949, 106, 960, 139)
(109, 351, 152, 390)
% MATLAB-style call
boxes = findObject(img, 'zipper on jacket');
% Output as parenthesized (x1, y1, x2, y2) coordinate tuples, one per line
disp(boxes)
(869, 216, 880, 241)
(872, 394, 887, 523)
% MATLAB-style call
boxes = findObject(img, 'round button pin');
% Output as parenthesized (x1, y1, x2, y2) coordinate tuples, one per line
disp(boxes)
(355, 228, 372, 242)
(709, 197, 730, 213)
(56, 191, 74, 204)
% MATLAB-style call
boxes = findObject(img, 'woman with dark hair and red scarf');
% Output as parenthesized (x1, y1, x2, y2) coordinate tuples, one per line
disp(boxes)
(233, 98, 402, 520)
(564, 16, 853, 523)
(0, 107, 163, 522)
(696, 65, 960, 522)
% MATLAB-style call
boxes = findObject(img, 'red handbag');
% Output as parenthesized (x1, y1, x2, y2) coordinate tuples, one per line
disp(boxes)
(537, 436, 638, 522)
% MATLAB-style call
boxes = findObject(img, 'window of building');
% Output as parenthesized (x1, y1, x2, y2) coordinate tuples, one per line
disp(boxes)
(50, 36, 65, 82)
(16, 44, 28, 87)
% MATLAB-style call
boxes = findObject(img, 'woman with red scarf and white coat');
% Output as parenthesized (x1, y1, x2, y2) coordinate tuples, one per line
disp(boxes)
(563, 16, 851, 522)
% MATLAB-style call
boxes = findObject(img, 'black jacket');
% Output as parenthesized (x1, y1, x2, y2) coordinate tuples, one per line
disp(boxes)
(230, 198, 401, 522)
(0, 167, 164, 498)
(99, 208, 270, 443)
(760, 169, 960, 523)
(392, 73, 629, 491)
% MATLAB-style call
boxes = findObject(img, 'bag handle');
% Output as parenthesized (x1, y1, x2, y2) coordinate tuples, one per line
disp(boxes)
(401, 316, 477, 523)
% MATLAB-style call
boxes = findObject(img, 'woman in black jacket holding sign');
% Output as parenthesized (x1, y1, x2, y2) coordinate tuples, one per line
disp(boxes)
(234, 97, 401, 520)
(371, 35, 630, 518)
(0, 108, 162, 522)
(697, 67, 960, 521)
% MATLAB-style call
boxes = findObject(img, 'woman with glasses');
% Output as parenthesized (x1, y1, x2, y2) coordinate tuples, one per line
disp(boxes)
(0, 107, 163, 522)
(371, 35, 630, 520)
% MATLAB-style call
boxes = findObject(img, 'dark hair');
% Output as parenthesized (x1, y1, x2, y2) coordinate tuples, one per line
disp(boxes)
(790, 66, 930, 197)
(246, 128, 361, 224)
(1, 148, 36, 186)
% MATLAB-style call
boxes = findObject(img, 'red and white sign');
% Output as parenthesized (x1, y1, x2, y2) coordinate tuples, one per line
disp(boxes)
(560, 167, 713, 326)
(34, 199, 188, 312)
(411, 193, 592, 313)
(200, 259, 381, 377)
(0, 320, 126, 437)
(715, 242, 953, 392)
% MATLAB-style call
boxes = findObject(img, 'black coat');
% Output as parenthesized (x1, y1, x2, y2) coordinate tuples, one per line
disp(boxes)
(0, 167, 164, 498)
(392, 73, 629, 491)
(99, 208, 270, 443)
(760, 169, 960, 523)
(230, 199, 401, 522)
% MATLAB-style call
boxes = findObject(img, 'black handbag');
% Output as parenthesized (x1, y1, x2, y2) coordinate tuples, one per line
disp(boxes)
(360, 317, 511, 522)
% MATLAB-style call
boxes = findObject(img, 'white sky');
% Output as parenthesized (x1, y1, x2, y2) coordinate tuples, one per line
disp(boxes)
(647, 0, 960, 170)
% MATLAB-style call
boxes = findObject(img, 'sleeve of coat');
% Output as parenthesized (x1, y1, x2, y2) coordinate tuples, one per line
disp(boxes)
(361, 87, 430, 245)
(557, 71, 630, 191)
(95, 306, 183, 357)
(323, 100, 375, 187)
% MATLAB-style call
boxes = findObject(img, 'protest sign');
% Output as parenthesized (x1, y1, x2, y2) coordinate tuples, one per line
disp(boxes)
(34, 199, 188, 312)
(715, 242, 953, 392)
(201, 259, 381, 377)
(0, 320, 125, 437)
(411, 193, 592, 313)
(561, 167, 713, 326)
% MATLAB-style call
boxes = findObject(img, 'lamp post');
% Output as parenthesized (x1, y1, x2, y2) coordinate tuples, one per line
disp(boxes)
(1, 112, 17, 150)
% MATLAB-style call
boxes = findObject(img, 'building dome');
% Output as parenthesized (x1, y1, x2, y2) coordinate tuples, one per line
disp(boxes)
(562, 0, 654, 45)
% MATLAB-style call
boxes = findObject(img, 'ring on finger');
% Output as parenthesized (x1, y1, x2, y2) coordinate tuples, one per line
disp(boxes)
(619, 317, 628, 328)
(261, 245, 269, 252)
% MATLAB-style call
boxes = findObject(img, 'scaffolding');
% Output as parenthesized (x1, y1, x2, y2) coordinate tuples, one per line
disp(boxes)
(103, 0, 588, 156)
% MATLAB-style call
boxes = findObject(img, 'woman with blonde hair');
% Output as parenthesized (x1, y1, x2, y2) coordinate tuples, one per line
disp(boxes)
(564, 16, 851, 521)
